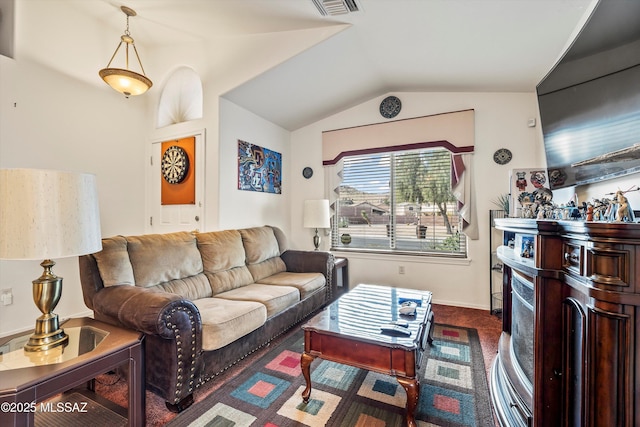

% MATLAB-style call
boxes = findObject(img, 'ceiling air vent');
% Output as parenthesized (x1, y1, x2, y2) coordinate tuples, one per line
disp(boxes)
(311, 0, 361, 16)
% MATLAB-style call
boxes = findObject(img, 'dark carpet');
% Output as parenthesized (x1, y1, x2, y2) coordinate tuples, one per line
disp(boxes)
(166, 323, 493, 427)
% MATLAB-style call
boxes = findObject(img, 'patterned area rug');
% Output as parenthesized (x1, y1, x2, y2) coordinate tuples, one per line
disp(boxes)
(167, 324, 493, 427)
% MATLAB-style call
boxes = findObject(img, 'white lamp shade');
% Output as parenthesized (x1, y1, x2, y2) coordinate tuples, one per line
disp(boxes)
(303, 199, 330, 229)
(0, 169, 103, 260)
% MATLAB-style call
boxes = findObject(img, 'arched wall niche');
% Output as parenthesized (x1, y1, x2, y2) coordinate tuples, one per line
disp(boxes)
(156, 66, 203, 128)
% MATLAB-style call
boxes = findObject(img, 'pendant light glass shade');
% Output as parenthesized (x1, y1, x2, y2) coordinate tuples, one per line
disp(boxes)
(99, 6, 152, 97)
(99, 68, 152, 97)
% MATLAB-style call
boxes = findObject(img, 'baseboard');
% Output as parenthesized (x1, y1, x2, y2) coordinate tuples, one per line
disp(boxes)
(431, 298, 490, 311)
(0, 309, 94, 338)
(61, 309, 94, 323)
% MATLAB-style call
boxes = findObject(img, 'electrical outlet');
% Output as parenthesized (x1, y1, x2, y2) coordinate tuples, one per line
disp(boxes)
(1, 288, 13, 306)
(398, 266, 405, 275)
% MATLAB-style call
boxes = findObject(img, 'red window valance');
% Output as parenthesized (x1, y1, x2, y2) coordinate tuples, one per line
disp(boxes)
(322, 109, 475, 165)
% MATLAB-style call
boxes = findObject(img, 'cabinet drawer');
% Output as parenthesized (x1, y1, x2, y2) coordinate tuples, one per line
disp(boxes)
(563, 242, 582, 276)
(585, 246, 630, 287)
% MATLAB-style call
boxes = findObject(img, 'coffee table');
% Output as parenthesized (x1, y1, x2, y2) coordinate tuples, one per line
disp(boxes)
(301, 284, 434, 427)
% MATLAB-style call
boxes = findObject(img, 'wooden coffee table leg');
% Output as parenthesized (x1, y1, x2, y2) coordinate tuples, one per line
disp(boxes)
(397, 376, 419, 427)
(300, 352, 315, 402)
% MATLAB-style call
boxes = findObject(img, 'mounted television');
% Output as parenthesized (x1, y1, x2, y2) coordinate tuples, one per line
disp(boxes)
(537, 0, 640, 190)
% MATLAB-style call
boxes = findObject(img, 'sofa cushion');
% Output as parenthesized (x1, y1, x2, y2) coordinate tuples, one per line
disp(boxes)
(197, 230, 245, 271)
(126, 232, 203, 288)
(192, 297, 267, 351)
(239, 227, 281, 264)
(215, 283, 300, 318)
(93, 236, 135, 287)
(268, 226, 289, 253)
(246, 257, 287, 283)
(205, 267, 255, 295)
(196, 230, 253, 293)
(257, 272, 325, 300)
(151, 273, 212, 300)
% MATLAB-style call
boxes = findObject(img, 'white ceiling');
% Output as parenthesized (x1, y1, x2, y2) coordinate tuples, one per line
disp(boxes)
(59, 0, 596, 130)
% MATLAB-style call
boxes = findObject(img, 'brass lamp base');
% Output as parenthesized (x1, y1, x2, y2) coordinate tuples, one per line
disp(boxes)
(24, 259, 69, 353)
(313, 228, 321, 251)
(24, 313, 68, 352)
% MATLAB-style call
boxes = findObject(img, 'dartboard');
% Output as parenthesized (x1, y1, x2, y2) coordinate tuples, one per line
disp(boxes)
(161, 146, 189, 184)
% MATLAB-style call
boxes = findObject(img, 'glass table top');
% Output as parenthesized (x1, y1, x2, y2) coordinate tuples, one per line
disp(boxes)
(303, 284, 432, 347)
(0, 326, 109, 371)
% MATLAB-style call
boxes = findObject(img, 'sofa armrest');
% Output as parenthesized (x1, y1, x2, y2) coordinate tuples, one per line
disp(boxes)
(92, 285, 202, 405)
(281, 250, 335, 301)
(92, 285, 202, 342)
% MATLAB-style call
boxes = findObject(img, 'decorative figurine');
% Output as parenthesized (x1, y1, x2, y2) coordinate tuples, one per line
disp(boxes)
(614, 190, 635, 222)
(593, 198, 609, 221)
(531, 187, 554, 219)
(586, 203, 594, 221)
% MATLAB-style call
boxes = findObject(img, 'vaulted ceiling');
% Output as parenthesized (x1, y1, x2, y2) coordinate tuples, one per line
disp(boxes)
(37, 0, 596, 130)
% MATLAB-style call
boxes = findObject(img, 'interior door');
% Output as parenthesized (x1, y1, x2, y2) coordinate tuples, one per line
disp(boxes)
(149, 132, 205, 234)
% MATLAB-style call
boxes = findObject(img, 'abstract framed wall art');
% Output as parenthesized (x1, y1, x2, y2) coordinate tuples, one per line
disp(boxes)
(238, 139, 282, 194)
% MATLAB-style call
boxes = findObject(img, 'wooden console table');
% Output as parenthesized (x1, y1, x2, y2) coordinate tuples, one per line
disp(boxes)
(301, 284, 434, 427)
(0, 317, 144, 427)
(491, 218, 640, 427)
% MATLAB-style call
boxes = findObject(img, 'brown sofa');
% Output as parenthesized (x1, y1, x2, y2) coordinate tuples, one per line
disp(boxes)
(79, 225, 333, 411)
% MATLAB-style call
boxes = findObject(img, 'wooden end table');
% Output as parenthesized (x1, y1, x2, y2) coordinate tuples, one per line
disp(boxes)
(0, 317, 144, 427)
(301, 284, 434, 427)
(332, 257, 349, 299)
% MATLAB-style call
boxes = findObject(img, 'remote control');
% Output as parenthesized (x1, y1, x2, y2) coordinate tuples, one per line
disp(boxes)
(380, 324, 412, 336)
(392, 319, 409, 327)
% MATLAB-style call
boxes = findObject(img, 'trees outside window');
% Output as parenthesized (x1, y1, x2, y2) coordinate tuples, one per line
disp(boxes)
(333, 147, 466, 256)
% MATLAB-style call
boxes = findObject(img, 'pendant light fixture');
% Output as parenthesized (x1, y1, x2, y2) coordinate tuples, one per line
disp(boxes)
(99, 6, 152, 97)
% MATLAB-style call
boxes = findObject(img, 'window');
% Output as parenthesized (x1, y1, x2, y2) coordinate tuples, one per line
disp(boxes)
(332, 147, 467, 257)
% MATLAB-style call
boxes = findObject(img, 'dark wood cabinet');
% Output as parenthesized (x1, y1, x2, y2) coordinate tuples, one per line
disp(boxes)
(490, 219, 640, 427)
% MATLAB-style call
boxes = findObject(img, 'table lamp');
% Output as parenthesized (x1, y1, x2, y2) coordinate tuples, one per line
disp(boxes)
(303, 199, 330, 250)
(0, 169, 102, 352)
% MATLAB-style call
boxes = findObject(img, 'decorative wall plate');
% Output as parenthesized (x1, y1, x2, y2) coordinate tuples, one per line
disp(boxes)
(493, 148, 513, 165)
(379, 96, 402, 119)
(302, 167, 313, 179)
(162, 145, 189, 184)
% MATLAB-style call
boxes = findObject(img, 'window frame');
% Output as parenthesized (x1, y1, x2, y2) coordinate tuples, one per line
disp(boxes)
(330, 147, 467, 258)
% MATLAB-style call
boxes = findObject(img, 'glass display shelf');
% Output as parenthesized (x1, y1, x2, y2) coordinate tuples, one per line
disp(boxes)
(0, 326, 108, 371)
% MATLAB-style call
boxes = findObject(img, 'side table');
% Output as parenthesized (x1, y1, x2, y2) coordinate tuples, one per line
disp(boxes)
(332, 257, 349, 299)
(0, 317, 144, 427)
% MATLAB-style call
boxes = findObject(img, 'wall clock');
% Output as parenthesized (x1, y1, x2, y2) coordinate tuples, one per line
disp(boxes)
(493, 148, 513, 165)
(162, 145, 190, 184)
(379, 96, 402, 119)
(302, 167, 314, 179)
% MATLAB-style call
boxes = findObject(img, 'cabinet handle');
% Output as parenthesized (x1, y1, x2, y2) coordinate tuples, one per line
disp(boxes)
(564, 252, 579, 262)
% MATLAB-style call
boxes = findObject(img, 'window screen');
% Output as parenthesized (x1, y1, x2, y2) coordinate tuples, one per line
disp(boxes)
(332, 147, 466, 257)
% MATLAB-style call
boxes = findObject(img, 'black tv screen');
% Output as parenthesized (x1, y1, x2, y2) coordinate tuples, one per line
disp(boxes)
(538, 65, 640, 189)
(537, 0, 640, 190)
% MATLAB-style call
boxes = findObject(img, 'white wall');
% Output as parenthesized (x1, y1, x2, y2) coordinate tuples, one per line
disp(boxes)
(218, 98, 291, 234)
(0, 55, 148, 336)
(9, 1, 614, 333)
(0, 1, 344, 336)
(0, 2, 547, 335)
(290, 92, 543, 309)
